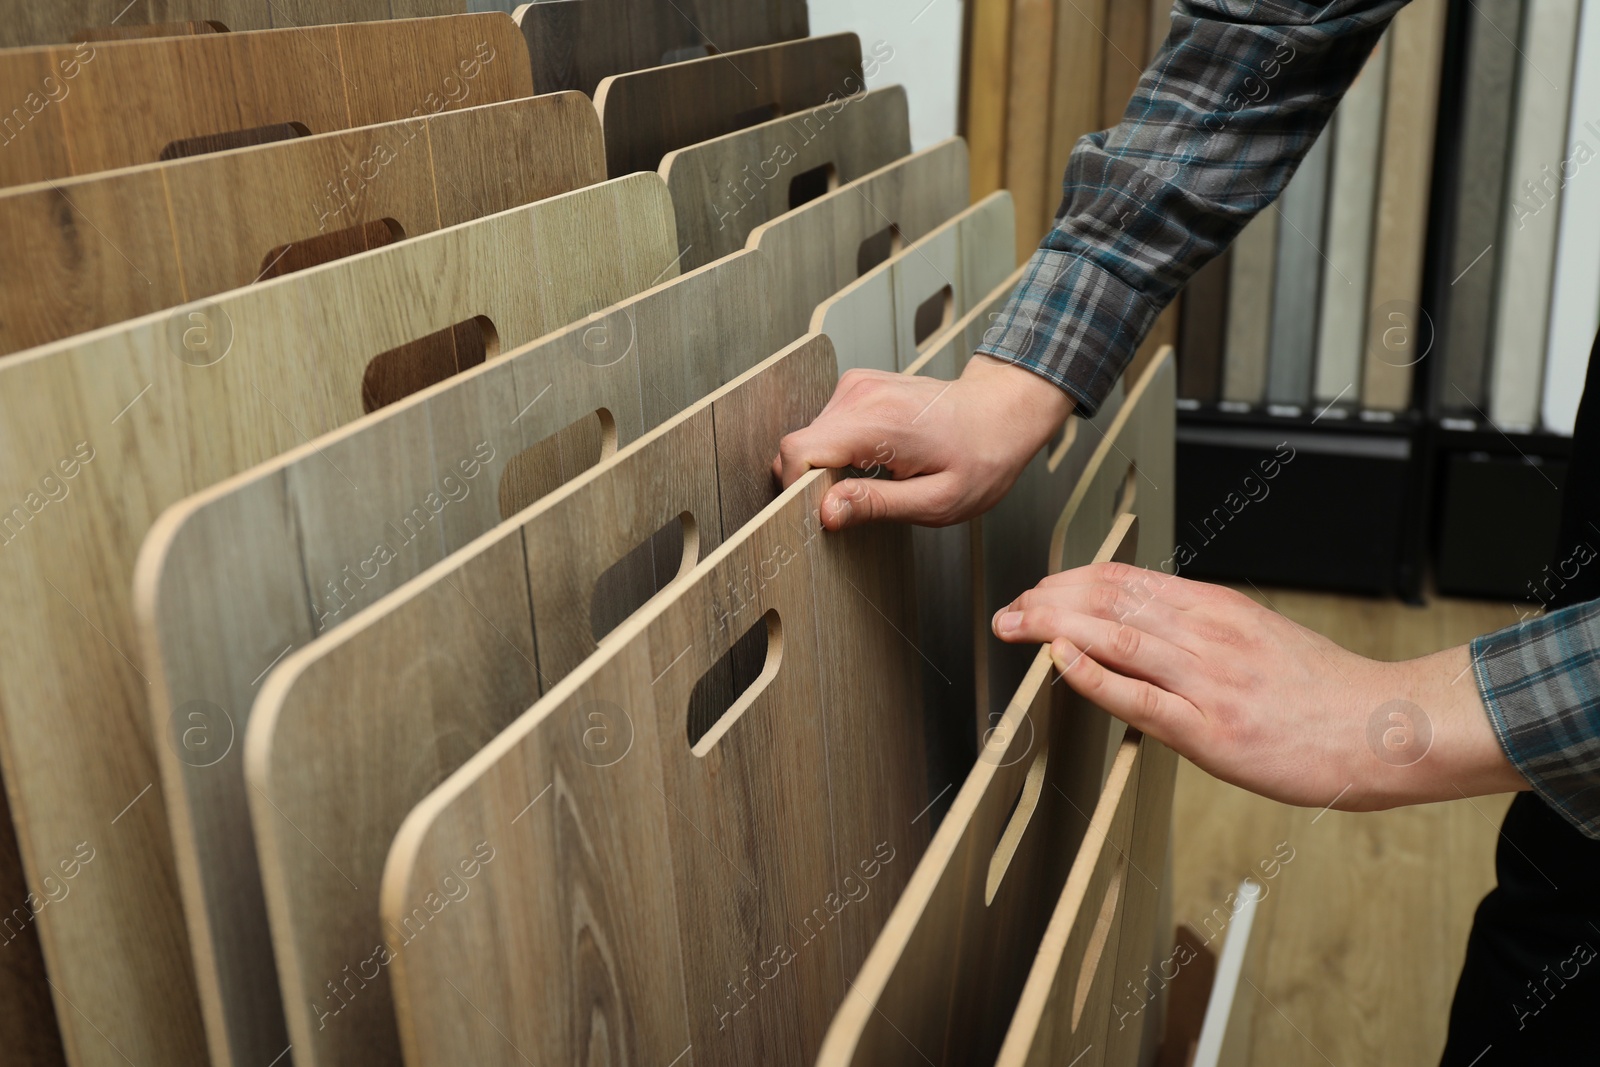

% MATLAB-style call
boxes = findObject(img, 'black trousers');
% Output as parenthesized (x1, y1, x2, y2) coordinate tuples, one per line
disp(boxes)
(1438, 332, 1600, 1065)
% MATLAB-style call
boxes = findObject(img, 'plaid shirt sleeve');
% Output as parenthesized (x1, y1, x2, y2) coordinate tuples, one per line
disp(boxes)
(1473, 601, 1600, 839)
(975, 0, 1405, 416)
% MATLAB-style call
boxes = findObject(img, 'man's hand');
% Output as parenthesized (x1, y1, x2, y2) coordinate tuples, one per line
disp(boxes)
(991, 562, 1530, 811)
(772, 355, 1073, 530)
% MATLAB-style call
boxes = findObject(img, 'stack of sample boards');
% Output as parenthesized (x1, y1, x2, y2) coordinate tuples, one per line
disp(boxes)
(0, 5, 1177, 1066)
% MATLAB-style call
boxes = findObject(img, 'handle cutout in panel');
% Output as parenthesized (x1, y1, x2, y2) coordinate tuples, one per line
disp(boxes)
(159, 120, 310, 161)
(687, 609, 782, 755)
(258, 217, 403, 281)
(590, 512, 699, 642)
(497, 408, 618, 520)
(788, 162, 838, 210)
(1047, 418, 1079, 473)
(360, 315, 500, 414)
(661, 43, 712, 63)
(912, 284, 954, 350)
(856, 224, 904, 277)
(1070, 855, 1127, 1032)
(985, 747, 1049, 905)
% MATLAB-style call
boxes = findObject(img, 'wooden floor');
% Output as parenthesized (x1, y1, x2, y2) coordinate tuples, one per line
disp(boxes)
(1169, 587, 1524, 1067)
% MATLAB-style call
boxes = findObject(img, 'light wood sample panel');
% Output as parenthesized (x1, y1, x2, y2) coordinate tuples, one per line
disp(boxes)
(811, 191, 1015, 374)
(0, 1, 464, 49)
(662, 85, 912, 270)
(515, 0, 808, 95)
(0, 177, 677, 1067)
(384, 465, 931, 1066)
(750, 137, 972, 343)
(596, 33, 864, 176)
(817, 353, 1176, 1065)
(244, 331, 827, 1067)
(138, 251, 778, 1067)
(0, 93, 604, 357)
(0, 13, 531, 188)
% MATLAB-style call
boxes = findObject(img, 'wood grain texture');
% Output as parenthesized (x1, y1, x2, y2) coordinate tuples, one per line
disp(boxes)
(964, 0, 1012, 201)
(1005, 0, 1057, 256)
(0, 1, 463, 49)
(811, 191, 1015, 374)
(662, 85, 911, 270)
(0, 177, 676, 1067)
(1432, 6, 1516, 414)
(1314, 35, 1386, 406)
(382, 465, 930, 1066)
(1265, 127, 1331, 407)
(515, 0, 809, 96)
(596, 33, 865, 177)
(1099, 0, 1150, 130)
(0, 13, 530, 189)
(749, 138, 972, 344)
(1221, 209, 1277, 405)
(1179, 250, 1229, 402)
(244, 326, 821, 1067)
(0, 93, 604, 357)
(1542, 0, 1600, 436)
(1487, 0, 1579, 429)
(1361, 0, 1447, 412)
(816, 516, 1143, 1066)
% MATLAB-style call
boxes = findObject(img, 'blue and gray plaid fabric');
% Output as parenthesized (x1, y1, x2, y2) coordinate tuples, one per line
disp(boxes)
(976, 0, 1402, 415)
(1475, 603, 1600, 838)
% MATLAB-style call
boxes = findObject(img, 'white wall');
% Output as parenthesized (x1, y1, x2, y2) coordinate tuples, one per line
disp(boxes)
(808, 0, 964, 150)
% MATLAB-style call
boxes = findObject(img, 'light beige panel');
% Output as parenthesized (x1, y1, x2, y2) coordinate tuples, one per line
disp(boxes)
(134, 247, 766, 1066)
(750, 137, 972, 344)
(0, 13, 530, 188)
(0, 176, 676, 1067)
(596, 33, 863, 177)
(661, 85, 911, 270)
(0, 93, 605, 357)
(247, 336, 832, 1066)
(811, 191, 1015, 374)
(383, 465, 932, 1066)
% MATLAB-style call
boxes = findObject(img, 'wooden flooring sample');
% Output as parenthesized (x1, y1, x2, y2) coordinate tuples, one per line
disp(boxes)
(1432, 4, 1518, 414)
(749, 138, 972, 344)
(383, 464, 931, 1066)
(0, 177, 677, 1067)
(1314, 35, 1387, 406)
(517, 0, 808, 95)
(811, 191, 1016, 374)
(242, 322, 815, 1067)
(0, 94, 604, 357)
(0, 13, 530, 188)
(995, 732, 1176, 1067)
(597, 33, 864, 177)
(1266, 126, 1332, 407)
(1543, 0, 1600, 436)
(1361, 0, 1447, 412)
(965, 0, 1012, 201)
(1222, 209, 1277, 405)
(662, 85, 911, 270)
(820, 353, 1174, 1066)
(0, 1, 463, 49)
(1489, 0, 1580, 430)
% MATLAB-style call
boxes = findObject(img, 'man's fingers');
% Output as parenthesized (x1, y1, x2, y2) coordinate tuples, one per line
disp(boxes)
(774, 421, 863, 488)
(820, 472, 959, 530)
(1048, 637, 1195, 746)
(996, 610, 1196, 689)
